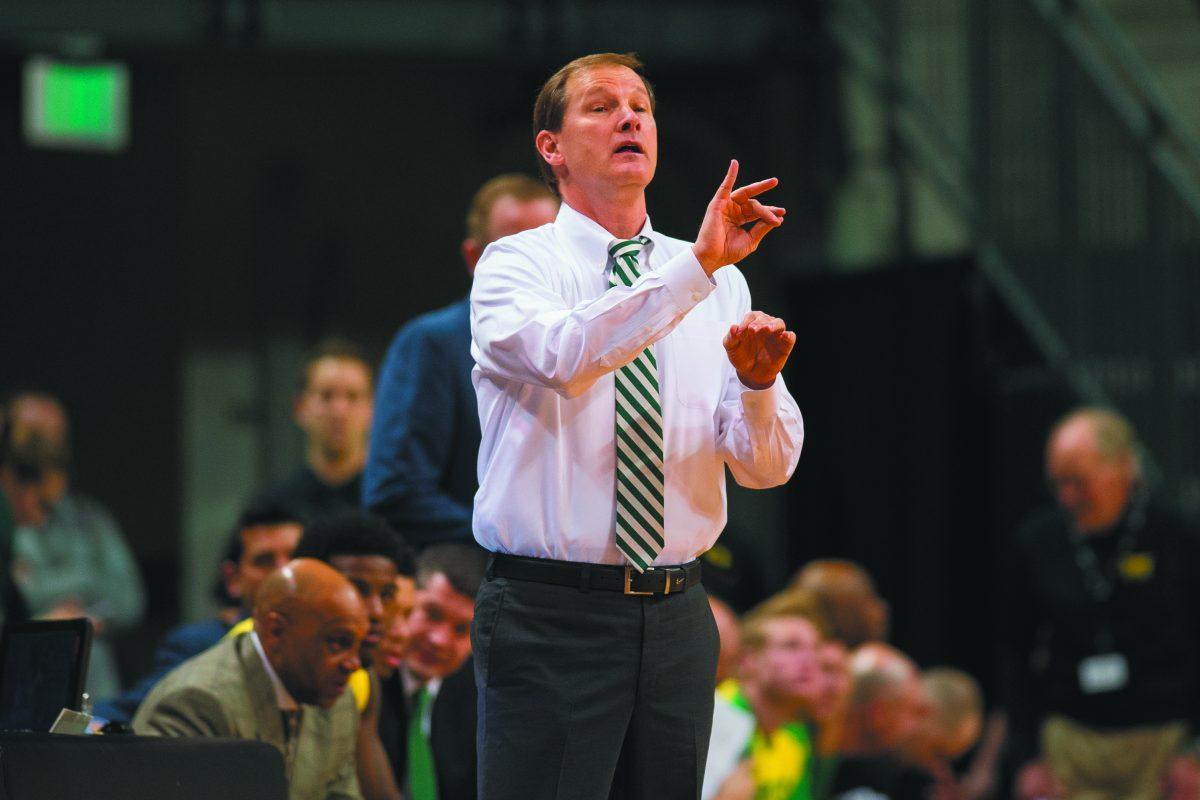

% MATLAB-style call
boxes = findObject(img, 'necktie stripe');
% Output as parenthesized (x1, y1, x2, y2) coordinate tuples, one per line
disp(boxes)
(608, 235, 664, 572)
(621, 368, 662, 417)
(615, 446, 666, 504)
(615, 487, 665, 547)
(615, 426, 666, 480)
(615, 517, 657, 563)
(615, 389, 663, 443)
(616, 468, 666, 524)
(614, 377, 663, 432)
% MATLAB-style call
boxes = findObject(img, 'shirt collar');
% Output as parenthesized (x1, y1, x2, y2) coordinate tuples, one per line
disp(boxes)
(555, 201, 656, 273)
(250, 631, 300, 712)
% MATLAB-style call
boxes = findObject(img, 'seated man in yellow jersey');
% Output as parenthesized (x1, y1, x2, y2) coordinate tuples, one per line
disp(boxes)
(135, 559, 369, 800)
(227, 510, 415, 800)
(704, 590, 830, 800)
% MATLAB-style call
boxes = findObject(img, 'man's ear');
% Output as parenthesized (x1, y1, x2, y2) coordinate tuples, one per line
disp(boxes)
(221, 561, 242, 601)
(535, 129, 564, 169)
(259, 609, 288, 649)
(461, 239, 484, 275)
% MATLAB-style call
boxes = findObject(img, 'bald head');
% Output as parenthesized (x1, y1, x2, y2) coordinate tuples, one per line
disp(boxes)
(842, 643, 928, 755)
(792, 560, 889, 647)
(254, 558, 363, 622)
(254, 559, 368, 708)
(1046, 407, 1139, 533)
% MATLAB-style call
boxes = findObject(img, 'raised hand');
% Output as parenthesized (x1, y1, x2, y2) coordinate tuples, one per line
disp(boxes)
(692, 159, 786, 275)
(723, 311, 796, 390)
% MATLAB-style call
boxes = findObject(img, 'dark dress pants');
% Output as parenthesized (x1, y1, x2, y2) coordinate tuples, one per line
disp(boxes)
(472, 572, 719, 800)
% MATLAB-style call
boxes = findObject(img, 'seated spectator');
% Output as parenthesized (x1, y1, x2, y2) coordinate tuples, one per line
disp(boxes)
(0, 413, 29, 626)
(270, 510, 416, 800)
(260, 339, 374, 524)
(883, 668, 986, 800)
(704, 589, 829, 800)
(380, 542, 485, 800)
(0, 391, 145, 698)
(827, 643, 930, 798)
(374, 575, 417, 682)
(134, 559, 368, 800)
(791, 559, 889, 648)
(810, 640, 852, 799)
(902, 668, 984, 772)
(94, 501, 302, 724)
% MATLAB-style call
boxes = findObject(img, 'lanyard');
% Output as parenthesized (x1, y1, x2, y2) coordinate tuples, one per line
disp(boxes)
(1067, 492, 1146, 651)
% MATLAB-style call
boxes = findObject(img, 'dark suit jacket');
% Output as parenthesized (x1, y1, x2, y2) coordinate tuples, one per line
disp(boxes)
(378, 658, 477, 800)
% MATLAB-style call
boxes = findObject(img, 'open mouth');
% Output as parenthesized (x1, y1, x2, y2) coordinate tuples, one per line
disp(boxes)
(614, 142, 643, 155)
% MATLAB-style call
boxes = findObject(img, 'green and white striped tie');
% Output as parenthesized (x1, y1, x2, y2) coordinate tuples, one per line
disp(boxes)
(608, 236, 665, 572)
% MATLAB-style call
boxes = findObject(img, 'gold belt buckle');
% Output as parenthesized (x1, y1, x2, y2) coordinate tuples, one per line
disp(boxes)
(623, 565, 654, 596)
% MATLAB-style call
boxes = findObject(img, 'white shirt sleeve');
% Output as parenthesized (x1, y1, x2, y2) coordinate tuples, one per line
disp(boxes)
(713, 271, 804, 488)
(471, 240, 713, 399)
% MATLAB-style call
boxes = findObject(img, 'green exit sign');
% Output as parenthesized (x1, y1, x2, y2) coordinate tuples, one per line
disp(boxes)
(23, 57, 129, 152)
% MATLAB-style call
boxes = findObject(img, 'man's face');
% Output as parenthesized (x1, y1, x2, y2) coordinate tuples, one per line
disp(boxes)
(0, 468, 65, 529)
(746, 617, 823, 709)
(550, 64, 657, 195)
(328, 554, 399, 667)
(871, 675, 931, 750)
(1046, 421, 1134, 533)
(811, 640, 851, 724)
(375, 575, 417, 679)
(272, 589, 368, 708)
(229, 524, 302, 611)
(405, 572, 474, 682)
(294, 357, 373, 460)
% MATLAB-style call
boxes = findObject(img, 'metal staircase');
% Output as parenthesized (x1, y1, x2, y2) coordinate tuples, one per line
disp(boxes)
(827, 0, 1200, 505)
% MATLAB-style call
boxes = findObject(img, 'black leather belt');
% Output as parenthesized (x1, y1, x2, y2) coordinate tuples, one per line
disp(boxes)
(489, 553, 702, 596)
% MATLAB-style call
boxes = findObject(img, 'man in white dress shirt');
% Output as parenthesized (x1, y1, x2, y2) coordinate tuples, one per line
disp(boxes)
(469, 52, 805, 799)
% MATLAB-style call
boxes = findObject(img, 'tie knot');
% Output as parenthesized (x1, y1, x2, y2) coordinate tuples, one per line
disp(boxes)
(608, 236, 649, 263)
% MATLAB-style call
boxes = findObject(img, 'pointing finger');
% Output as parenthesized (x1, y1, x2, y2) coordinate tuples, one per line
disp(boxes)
(730, 177, 779, 201)
(717, 160, 739, 196)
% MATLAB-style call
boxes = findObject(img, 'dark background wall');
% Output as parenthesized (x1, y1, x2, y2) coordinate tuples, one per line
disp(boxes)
(1, 44, 846, 680)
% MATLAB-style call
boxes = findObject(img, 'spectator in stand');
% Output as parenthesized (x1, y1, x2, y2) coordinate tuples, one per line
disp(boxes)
(135, 559, 368, 800)
(364, 174, 558, 549)
(93, 501, 302, 724)
(0, 391, 144, 698)
(261, 339, 374, 524)
(1006, 407, 1200, 800)
(0, 410, 30, 626)
(827, 643, 930, 798)
(809, 640, 852, 800)
(791, 559, 889, 648)
(286, 510, 415, 800)
(887, 667, 986, 800)
(378, 542, 485, 800)
(704, 589, 829, 800)
(373, 575, 418, 682)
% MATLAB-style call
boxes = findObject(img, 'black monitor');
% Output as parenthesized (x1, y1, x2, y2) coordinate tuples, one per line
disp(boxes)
(0, 619, 92, 732)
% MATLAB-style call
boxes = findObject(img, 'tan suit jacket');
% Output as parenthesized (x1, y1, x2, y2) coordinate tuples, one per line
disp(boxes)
(133, 631, 362, 800)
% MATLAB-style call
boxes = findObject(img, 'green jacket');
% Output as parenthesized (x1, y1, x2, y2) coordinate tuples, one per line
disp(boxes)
(133, 631, 362, 800)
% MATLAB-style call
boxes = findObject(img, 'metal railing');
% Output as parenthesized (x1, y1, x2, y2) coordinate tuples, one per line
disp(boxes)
(828, 0, 1200, 504)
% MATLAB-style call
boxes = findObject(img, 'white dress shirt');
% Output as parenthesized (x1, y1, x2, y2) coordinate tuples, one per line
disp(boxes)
(470, 201, 804, 566)
(250, 630, 299, 711)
